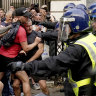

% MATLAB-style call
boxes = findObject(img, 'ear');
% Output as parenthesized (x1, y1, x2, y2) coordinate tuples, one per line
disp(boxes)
(13, 17, 19, 22)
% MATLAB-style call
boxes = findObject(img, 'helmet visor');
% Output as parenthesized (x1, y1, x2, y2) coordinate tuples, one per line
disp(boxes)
(58, 17, 75, 42)
(58, 23, 70, 42)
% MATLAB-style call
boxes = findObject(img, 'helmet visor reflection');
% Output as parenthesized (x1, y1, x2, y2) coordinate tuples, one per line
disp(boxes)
(58, 23, 70, 42)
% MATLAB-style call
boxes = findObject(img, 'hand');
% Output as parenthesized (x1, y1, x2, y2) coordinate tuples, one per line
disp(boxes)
(19, 50, 27, 56)
(32, 25, 41, 32)
(34, 37, 41, 44)
(7, 61, 23, 73)
(41, 26, 47, 32)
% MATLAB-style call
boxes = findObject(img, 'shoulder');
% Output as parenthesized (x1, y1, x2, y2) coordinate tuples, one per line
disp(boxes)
(1, 22, 6, 26)
(65, 44, 87, 57)
(17, 26, 27, 38)
(18, 26, 26, 31)
(18, 26, 26, 34)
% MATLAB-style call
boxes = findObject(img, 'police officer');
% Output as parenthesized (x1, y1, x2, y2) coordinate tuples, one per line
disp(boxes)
(8, 8, 96, 96)
(88, 3, 96, 13)
(89, 8, 96, 35)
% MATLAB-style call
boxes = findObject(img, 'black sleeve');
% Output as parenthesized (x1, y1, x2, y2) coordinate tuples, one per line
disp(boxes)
(41, 30, 58, 40)
(38, 21, 57, 29)
(26, 44, 84, 77)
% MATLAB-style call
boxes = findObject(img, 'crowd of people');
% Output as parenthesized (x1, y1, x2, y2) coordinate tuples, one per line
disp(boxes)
(0, 2, 96, 96)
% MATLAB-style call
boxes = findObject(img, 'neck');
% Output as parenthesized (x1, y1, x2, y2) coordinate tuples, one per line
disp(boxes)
(69, 33, 81, 40)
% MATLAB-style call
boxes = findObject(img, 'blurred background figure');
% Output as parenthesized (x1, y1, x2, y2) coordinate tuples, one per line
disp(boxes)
(89, 8, 96, 34)
(88, 3, 96, 14)
(9, 5, 15, 12)
(0, 8, 5, 22)
(1, 10, 13, 26)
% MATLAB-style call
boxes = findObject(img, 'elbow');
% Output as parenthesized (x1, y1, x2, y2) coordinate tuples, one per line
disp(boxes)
(41, 49, 44, 54)
(39, 49, 44, 54)
(23, 47, 29, 52)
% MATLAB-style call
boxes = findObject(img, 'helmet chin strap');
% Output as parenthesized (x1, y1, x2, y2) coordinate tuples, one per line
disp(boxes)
(68, 26, 92, 40)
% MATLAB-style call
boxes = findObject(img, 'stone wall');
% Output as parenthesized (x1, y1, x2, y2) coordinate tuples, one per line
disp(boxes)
(87, 0, 96, 7)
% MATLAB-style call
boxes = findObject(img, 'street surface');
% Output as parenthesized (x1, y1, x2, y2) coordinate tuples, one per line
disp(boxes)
(31, 85, 65, 96)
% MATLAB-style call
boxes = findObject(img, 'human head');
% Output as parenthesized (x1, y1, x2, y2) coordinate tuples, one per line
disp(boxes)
(25, 19, 32, 34)
(14, 7, 31, 24)
(34, 13, 44, 22)
(0, 8, 5, 18)
(9, 5, 15, 12)
(5, 11, 13, 23)
(90, 8, 96, 20)
(30, 9, 37, 20)
(58, 8, 89, 41)
(41, 5, 48, 12)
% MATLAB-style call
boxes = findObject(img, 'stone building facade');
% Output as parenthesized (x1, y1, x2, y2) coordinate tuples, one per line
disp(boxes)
(87, 0, 96, 7)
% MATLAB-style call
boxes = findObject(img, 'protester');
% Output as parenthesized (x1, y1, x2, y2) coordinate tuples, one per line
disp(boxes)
(0, 8, 6, 22)
(0, 7, 41, 96)
(12, 19, 49, 96)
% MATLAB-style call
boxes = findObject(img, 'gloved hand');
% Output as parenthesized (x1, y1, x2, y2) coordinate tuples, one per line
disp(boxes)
(7, 61, 23, 73)
(24, 62, 33, 75)
(34, 31, 42, 38)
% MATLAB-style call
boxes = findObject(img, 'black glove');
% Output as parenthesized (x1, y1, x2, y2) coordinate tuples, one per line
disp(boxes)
(7, 61, 24, 73)
(35, 31, 42, 38)
(24, 62, 33, 75)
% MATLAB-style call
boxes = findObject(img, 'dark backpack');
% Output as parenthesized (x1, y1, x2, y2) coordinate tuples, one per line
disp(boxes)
(0, 21, 20, 48)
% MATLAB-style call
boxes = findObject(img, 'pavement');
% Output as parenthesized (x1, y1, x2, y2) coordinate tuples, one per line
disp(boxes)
(31, 86, 64, 96)
(31, 81, 65, 96)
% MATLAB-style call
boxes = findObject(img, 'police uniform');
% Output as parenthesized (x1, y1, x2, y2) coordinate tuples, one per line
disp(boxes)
(8, 8, 96, 96)
(23, 33, 96, 96)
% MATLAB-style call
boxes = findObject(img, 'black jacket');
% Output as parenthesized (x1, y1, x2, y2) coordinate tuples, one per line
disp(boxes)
(26, 33, 96, 95)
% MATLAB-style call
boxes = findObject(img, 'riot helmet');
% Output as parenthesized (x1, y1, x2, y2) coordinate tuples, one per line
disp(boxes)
(76, 4, 87, 11)
(90, 8, 96, 33)
(63, 3, 75, 12)
(90, 8, 96, 20)
(58, 8, 89, 42)
(88, 3, 96, 14)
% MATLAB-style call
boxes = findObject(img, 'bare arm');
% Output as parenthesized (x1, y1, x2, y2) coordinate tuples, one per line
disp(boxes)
(26, 42, 44, 62)
(0, 25, 12, 34)
(0, 31, 8, 38)
(20, 37, 41, 52)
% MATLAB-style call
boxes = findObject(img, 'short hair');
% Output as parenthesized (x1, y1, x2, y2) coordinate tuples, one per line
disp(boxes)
(0, 8, 5, 13)
(5, 10, 13, 17)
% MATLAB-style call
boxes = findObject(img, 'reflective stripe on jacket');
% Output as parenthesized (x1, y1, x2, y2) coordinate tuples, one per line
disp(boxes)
(68, 33, 96, 96)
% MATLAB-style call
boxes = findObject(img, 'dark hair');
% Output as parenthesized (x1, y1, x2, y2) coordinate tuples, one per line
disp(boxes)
(0, 8, 5, 13)
(30, 3, 39, 13)
(12, 11, 16, 19)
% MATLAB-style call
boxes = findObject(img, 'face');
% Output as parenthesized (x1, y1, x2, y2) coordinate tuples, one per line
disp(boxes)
(34, 13, 43, 22)
(5, 13, 12, 23)
(25, 21, 32, 34)
(0, 10, 5, 18)
(30, 9, 37, 17)
(9, 6, 15, 11)
(18, 16, 28, 24)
